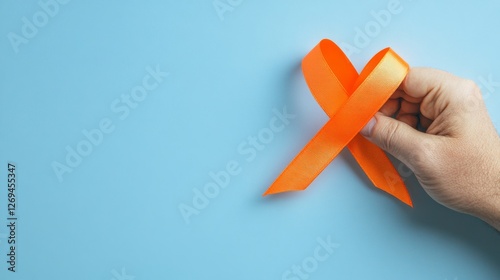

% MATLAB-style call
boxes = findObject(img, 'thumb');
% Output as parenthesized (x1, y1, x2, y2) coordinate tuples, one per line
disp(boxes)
(360, 113, 429, 169)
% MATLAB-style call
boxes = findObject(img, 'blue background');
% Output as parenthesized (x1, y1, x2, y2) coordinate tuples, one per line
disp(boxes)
(1, 0, 500, 279)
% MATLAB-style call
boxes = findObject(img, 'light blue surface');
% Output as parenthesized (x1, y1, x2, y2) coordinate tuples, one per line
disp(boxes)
(1, 1, 500, 279)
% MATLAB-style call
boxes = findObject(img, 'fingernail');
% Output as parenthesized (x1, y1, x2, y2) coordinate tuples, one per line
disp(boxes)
(360, 117, 376, 137)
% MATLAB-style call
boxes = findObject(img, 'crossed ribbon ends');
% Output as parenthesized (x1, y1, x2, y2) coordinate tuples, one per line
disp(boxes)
(264, 39, 413, 207)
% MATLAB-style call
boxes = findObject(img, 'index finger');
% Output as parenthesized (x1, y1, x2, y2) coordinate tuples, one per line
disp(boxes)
(398, 67, 463, 120)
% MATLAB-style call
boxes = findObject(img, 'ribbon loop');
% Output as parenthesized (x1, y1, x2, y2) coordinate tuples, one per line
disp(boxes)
(264, 39, 412, 207)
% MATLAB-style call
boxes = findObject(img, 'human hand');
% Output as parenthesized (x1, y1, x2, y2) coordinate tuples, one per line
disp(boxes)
(360, 67, 500, 230)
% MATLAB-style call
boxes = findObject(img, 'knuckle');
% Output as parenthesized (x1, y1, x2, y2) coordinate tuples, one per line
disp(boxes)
(462, 79, 481, 96)
(457, 79, 483, 113)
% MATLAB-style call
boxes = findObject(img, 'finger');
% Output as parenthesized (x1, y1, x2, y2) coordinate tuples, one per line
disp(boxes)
(390, 89, 404, 99)
(419, 114, 433, 131)
(393, 89, 422, 104)
(399, 99, 419, 115)
(379, 99, 400, 116)
(400, 67, 463, 120)
(361, 113, 431, 171)
(396, 114, 418, 128)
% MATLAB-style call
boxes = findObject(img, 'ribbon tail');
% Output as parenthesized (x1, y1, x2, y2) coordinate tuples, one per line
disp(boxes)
(348, 134, 413, 207)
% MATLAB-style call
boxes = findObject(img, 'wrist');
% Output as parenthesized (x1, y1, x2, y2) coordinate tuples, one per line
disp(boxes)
(478, 157, 500, 230)
(480, 199, 500, 231)
(482, 196, 500, 231)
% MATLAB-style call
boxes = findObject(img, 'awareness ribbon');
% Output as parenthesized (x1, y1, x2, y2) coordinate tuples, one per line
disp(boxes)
(264, 39, 412, 207)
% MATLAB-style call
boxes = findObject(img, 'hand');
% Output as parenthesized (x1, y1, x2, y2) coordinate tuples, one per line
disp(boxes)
(361, 67, 500, 230)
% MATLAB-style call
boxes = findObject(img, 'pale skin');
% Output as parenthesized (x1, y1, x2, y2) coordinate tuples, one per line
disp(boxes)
(360, 67, 500, 230)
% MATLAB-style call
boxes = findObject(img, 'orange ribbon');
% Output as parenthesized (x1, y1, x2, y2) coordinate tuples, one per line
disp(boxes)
(264, 39, 412, 207)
